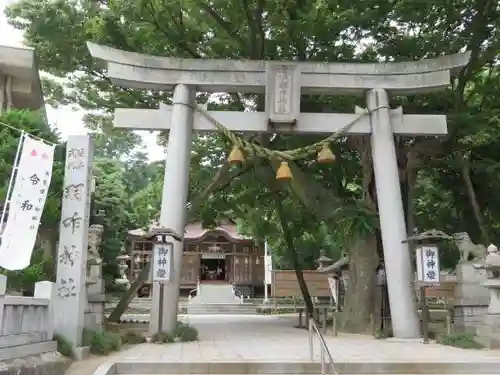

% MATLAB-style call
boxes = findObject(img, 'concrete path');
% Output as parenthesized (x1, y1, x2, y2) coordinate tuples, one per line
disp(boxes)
(64, 314, 500, 375)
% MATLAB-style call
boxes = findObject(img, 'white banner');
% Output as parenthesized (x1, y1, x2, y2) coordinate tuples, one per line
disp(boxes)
(328, 276, 339, 307)
(0, 135, 56, 270)
(264, 255, 273, 285)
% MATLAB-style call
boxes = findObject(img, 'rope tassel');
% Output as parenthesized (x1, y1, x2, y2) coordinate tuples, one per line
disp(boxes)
(276, 161, 293, 181)
(228, 145, 245, 164)
(317, 143, 335, 164)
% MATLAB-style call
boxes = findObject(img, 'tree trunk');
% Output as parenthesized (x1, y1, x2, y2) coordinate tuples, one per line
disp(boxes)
(340, 235, 378, 333)
(457, 152, 490, 243)
(108, 265, 149, 322)
(276, 198, 315, 317)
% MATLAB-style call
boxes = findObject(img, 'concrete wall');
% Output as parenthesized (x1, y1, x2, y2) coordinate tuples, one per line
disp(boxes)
(0, 275, 60, 361)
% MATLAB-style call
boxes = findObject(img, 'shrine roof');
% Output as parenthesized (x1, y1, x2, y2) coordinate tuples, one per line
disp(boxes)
(128, 222, 253, 241)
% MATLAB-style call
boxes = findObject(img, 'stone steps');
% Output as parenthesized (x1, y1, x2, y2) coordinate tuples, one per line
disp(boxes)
(93, 361, 500, 375)
(0, 340, 58, 361)
(187, 303, 256, 315)
(190, 284, 237, 304)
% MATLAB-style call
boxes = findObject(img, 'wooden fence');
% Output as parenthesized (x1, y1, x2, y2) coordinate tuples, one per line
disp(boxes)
(271, 270, 330, 298)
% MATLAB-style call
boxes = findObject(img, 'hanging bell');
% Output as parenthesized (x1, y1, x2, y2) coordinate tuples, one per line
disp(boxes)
(317, 143, 335, 164)
(276, 161, 293, 181)
(228, 145, 245, 164)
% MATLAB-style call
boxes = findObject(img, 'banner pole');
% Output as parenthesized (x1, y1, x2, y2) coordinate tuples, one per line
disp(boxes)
(0, 131, 26, 237)
(264, 241, 269, 304)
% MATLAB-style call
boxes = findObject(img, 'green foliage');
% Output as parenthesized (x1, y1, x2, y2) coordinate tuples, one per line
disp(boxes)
(53, 334, 73, 358)
(173, 321, 199, 342)
(151, 331, 175, 344)
(437, 333, 485, 350)
(2, 249, 54, 293)
(152, 322, 199, 343)
(120, 330, 146, 344)
(5, 0, 500, 278)
(83, 329, 122, 355)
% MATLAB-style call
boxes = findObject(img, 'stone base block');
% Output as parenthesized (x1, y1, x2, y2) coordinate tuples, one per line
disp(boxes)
(453, 303, 488, 333)
(109, 360, 500, 375)
(456, 262, 487, 282)
(72, 346, 90, 360)
(475, 334, 500, 349)
(454, 284, 489, 300)
(476, 314, 500, 349)
(0, 351, 70, 375)
(85, 293, 106, 331)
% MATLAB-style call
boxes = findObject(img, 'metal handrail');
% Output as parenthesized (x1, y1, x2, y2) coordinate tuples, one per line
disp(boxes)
(231, 282, 244, 303)
(188, 288, 197, 299)
(188, 277, 200, 300)
(308, 317, 338, 375)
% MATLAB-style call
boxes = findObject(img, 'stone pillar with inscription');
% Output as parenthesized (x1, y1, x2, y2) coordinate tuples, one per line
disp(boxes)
(54, 135, 93, 359)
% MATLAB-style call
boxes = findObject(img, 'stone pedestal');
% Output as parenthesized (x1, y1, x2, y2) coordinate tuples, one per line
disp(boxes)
(87, 264, 104, 295)
(85, 224, 105, 329)
(453, 262, 489, 333)
(476, 280, 500, 348)
(86, 225, 104, 295)
(84, 292, 106, 331)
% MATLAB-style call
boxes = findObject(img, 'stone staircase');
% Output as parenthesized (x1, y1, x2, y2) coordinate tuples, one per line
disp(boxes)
(187, 303, 257, 315)
(187, 283, 256, 315)
(190, 283, 238, 304)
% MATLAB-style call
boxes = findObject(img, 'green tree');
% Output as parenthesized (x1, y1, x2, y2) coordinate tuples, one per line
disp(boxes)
(7, 0, 500, 334)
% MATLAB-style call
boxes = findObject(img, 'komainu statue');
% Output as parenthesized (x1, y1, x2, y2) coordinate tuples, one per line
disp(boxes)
(453, 232, 487, 262)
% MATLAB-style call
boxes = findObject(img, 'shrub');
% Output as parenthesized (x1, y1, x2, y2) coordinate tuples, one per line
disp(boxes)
(174, 323, 199, 342)
(152, 321, 199, 344)
(54, 334, 73, 358)
(121, 331, 146, 344)
(83, 329, 122, 355)
(437, 332, 484, 349)
(151, 331, 175, 343)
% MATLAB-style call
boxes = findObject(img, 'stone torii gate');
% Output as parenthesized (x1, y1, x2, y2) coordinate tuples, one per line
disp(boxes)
(88, 42, 469, 338)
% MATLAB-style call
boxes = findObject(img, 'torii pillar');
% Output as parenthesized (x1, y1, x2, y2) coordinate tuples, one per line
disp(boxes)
(88, 42, 469, 338)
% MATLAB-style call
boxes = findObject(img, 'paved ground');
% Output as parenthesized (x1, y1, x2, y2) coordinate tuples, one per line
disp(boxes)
(64, 314, 500, 375)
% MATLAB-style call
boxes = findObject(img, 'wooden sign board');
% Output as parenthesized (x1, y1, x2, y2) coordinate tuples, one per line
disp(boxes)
(423, 281, 456, 298)
(271, 270, 330, 297)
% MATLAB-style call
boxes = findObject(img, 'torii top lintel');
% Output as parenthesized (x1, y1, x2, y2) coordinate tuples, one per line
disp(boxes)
(87, 42, 470, 96)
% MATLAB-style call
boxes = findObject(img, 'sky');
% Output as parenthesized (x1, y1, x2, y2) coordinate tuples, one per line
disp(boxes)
(0, 0, 165, 161)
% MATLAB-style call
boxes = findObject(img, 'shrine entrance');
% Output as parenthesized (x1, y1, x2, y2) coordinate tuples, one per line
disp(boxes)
(88, 41, 470, 337)
(201, 253, 227, 282)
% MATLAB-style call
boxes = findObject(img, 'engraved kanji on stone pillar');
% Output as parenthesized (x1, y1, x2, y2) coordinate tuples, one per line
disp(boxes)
(265, 63, 301, 125)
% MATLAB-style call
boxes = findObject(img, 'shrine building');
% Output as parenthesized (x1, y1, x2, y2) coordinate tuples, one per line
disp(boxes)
(127, 222, 265, 297)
